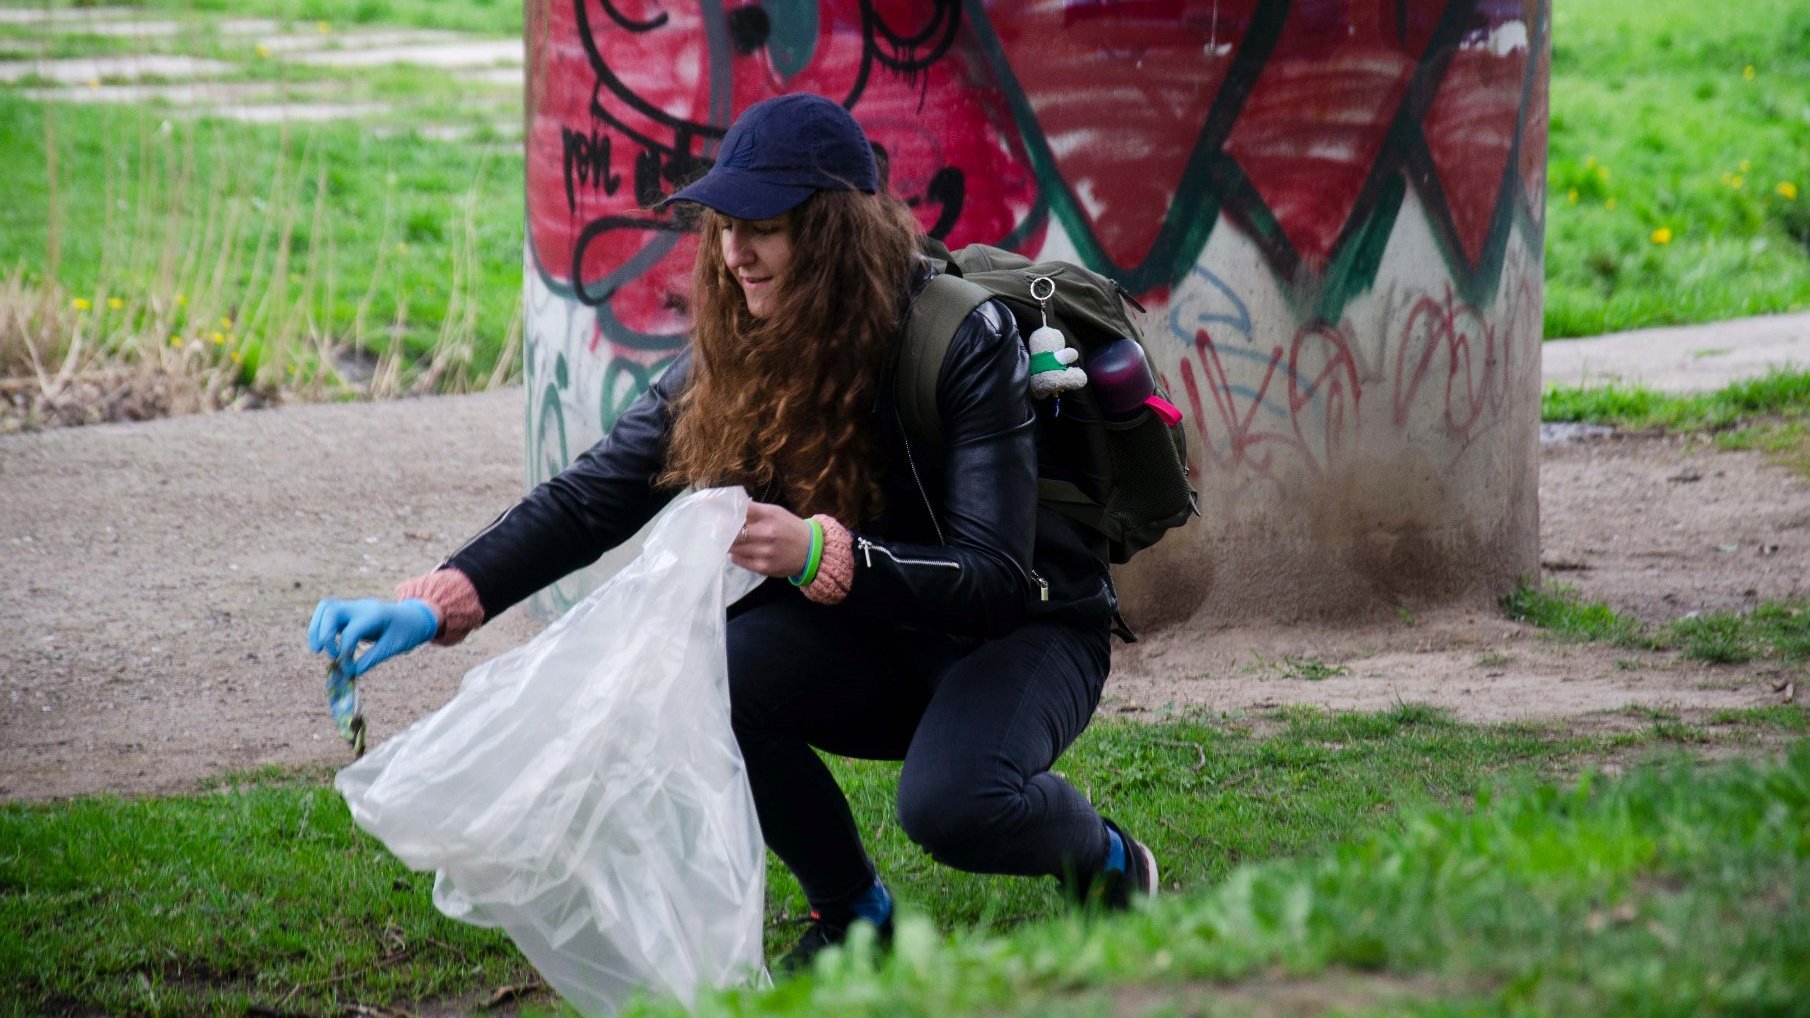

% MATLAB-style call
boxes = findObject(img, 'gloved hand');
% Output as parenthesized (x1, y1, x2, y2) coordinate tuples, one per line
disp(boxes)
(308, 598, 438, 677)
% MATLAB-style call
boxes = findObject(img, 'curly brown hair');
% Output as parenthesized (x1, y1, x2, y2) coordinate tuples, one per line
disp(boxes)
(659, 189, 922, 524)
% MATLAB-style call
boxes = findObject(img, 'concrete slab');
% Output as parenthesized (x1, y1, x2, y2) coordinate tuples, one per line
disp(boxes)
(290, 39, 520, 69)
(28, 18, 186, 37)
(22, 16, 286, 37)
(253, 28, 465, 55)
(218, 19, 289, 35)
(0, 7, 143, 25)
(458, 67, 524, 87)
(205, 101, 390, 124)
(0, 54, 235, 85)
(19, 80, 335, 106)
(1543, 311, 1810, 393)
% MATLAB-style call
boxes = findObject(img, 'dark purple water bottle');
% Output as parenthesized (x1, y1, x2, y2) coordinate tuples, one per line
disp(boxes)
(1087, 338, 1182, 425)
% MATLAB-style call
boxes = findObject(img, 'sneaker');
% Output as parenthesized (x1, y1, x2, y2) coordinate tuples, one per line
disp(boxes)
(776, 909, 895, 977)
(1070, 818, 1159, 911)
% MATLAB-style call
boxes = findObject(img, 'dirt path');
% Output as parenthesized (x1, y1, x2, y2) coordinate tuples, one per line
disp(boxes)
(2, 387, 1805, 801)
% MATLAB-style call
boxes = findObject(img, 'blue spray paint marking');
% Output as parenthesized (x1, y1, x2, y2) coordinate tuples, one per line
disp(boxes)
(1167, 265, 1253, 343)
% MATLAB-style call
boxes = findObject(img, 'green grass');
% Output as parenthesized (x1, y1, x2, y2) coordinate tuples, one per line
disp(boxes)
(635, 743, 1810, 1017)
(129, 0, 524, 37)
(1544, 0, 1810, 338)
(1542, 369, 1810, 430)
(0, 92, 524, 390)
(0, 767, 534, 1016)
(1280, 657, 1351, 681)
(1502, 580, 1650, 647)
(1, 0, 1806, 404)
(1666, 602, 1810, 666)
(1505, 580, 1810, 667)
(1542, 371, 1810, 477)
(7, 707, 1792, 1016)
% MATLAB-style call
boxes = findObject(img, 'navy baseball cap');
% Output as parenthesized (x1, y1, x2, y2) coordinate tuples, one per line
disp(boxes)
(660, 93, 878, 221)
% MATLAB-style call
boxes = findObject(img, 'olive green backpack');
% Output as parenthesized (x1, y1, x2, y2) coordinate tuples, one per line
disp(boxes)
(895, 240, 1198, 565)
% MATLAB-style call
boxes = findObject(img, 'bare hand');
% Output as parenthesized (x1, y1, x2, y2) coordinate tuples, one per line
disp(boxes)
(730, 501, 813, 578)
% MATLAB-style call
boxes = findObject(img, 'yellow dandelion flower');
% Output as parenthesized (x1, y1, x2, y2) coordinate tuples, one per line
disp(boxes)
(169, 336, 182, 348)
(230, 351, 243, 364)
(175, 293, 187, 306)
(107, 297, 124, 309)
(1743, 65, 1755, 80)
(71, 298, 91, 311)
(1605, 197, 1618, 210)
(85, 77, 99, 89)
(1732, 174, 1744, 189)
(317, 20, 331, 33)
(1567, 187, 1579, 204)
(211, 331, 225, 344)
(255, 44, 271, 58)
(220, 317, 233, 329)
(1651, 227, 1674, 246)
(1779, 182, 1800, 201)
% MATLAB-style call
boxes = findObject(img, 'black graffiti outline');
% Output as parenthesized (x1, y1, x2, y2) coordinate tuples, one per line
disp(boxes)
(542, 0, 1549, 327)
(599, 0, 667, 33)
(540, 0, 965, 313)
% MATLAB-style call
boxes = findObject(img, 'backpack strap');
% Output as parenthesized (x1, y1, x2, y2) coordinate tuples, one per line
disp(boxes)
(897, 271, 992, 447)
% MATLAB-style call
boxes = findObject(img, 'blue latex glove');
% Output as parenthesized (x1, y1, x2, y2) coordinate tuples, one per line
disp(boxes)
(308, 598, 438, 677)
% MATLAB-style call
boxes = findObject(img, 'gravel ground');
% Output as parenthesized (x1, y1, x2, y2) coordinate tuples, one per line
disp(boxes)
(3, 386, 1806, 801)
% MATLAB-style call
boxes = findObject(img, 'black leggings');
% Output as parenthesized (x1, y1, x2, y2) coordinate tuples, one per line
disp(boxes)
(725, 581, 1113, 909)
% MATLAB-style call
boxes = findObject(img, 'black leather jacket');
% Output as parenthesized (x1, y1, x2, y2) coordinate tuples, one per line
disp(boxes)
(443, 283, 1117, 641)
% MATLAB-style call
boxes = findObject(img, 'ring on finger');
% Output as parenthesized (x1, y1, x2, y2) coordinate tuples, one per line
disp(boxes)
(738, 525, 750, 543)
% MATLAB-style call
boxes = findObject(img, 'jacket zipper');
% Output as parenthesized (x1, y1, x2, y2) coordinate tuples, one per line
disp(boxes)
(1031, 569, 1050, 602)
(857, 536, 962, 571)
(893, 402, 946, 545)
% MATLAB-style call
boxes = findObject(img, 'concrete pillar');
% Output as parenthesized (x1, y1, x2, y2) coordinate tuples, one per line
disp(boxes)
(522, 0, 1549, 625)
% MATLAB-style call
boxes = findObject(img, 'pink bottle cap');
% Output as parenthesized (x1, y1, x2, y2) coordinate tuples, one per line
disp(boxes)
(1143, 394, 1183, 426)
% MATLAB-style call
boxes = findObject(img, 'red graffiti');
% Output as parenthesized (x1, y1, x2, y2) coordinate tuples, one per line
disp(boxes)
(1388, 251, 1538, 448)
(1289, 321, 1363, 466)
(1420, 1, 1535, 267)
(1392, 288, 1495, 440)
(986, 0, 1254, 272)
(526, 0, 1038, 335)
(1178, 320, 1363, 486)
(525, 0, 1550, 359)
(1223, 1, 1449, 270)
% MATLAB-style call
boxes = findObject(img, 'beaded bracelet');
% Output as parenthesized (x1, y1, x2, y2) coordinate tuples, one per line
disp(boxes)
(789, 518, 825, 587)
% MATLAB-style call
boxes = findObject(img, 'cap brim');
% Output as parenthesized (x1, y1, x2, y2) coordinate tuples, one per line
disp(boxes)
(658, 165, 817, 221)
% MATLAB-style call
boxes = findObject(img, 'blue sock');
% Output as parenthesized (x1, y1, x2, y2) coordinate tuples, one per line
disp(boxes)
(851, 877, 892, 927)
(1105, 826, 1127, 874)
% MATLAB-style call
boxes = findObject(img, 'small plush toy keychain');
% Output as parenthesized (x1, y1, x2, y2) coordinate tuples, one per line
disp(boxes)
(1025, 275, 1087, 401)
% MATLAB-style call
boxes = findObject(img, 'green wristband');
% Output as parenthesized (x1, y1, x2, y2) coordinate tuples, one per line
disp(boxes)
(789, 519, 824, 587)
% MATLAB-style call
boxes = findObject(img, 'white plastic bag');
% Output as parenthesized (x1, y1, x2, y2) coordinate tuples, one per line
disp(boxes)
(336, 487, 766, 1015)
